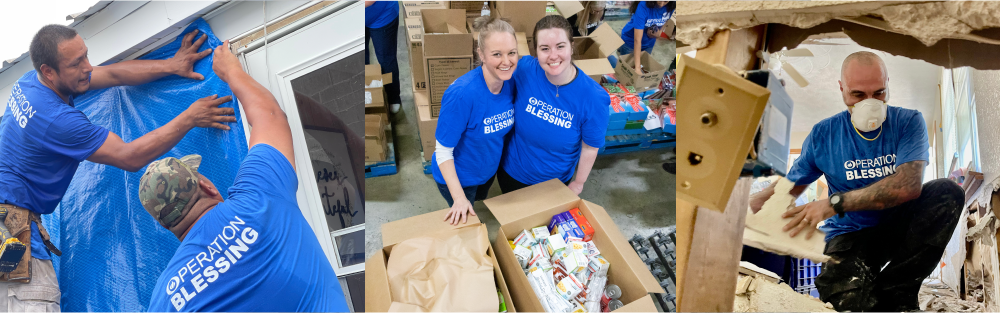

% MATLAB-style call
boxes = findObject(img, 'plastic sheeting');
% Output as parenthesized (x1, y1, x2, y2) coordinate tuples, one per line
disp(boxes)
(53, 19, 247, 311)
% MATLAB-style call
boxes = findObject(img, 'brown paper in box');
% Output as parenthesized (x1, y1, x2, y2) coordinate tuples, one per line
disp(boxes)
(386, 225, 499, 311)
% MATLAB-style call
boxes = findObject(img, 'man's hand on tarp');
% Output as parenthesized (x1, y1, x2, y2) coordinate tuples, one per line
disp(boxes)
(170, 29, 213, 81)
(183, 94, 236, 130)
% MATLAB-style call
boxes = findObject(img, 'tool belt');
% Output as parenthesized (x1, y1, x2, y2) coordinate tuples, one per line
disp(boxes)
(0, 204, 61, 283)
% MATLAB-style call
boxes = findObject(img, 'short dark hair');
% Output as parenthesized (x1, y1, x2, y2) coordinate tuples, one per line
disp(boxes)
(29, 24, 78, 73)
(532, 15, 574, 49)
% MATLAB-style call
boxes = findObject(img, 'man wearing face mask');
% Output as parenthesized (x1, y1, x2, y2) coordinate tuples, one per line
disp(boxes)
(748, 51, 964, 312)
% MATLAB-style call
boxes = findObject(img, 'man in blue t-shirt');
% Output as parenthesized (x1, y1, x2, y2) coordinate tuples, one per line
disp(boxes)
(365, 1, 402, 113)
(141, 40, 347, 312)
(749, 52, 964, 312)
(0, 25, 234, 311)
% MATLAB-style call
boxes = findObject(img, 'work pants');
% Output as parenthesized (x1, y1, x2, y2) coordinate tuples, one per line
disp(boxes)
(0, 258, 59, 312)
(365, 17, 401, 107)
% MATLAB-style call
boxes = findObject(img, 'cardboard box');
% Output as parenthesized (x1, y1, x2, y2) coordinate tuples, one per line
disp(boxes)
(365, 114, 387, 162)
(570, 23, 622, 83)
(483, 180, 664, 312)
(421, 9, 474, 105)
(614, 51, 667, 91)
(414, 91, 438, 162)
(552, 1, 584, 18)
(494, 1, 546, 55)
(405, 18, 427, 91)
(402, 1, 448, 17)
(450, 1, 485, 13)
(365, 64, 393, 114)
(365, 209, 515, 312)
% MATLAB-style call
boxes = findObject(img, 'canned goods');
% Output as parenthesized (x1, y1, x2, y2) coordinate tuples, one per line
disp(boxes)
(605, 284, 622, 299)
(608, 299, 624, 311)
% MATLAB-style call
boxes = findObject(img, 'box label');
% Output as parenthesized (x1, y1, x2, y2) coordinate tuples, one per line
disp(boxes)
(426, 58, 472, 104)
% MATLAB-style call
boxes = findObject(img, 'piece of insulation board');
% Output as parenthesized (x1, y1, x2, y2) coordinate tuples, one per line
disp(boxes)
(743, 178, 830, 262)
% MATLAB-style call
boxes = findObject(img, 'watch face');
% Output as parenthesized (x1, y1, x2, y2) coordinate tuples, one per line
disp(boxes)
(831, 194, 841, 205)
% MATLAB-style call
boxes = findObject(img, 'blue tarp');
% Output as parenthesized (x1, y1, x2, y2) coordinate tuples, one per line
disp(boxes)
(52, 19, 247, 311)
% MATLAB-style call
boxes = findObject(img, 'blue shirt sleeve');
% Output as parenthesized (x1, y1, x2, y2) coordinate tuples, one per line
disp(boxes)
(228, 144, 298, 203)
(632, 3, 652, 32)
(435, 85, 473, 148)
(786, 125, 824, 186)
(581, 87, 609, 148)
(894, 111, 930, 166)
(42, 110, 109, 162)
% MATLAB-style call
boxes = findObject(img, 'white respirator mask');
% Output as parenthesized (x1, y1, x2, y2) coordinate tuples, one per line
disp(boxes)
(850, 98, 887, 132)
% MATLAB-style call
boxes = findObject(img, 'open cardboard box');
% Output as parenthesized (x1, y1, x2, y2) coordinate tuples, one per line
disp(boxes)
(614, 51, 667, 91)
(365, 208, 515, 312)
(484, 179, 665, 312)
(572, 23, 622, 83)
(422, 9, 474, 105)
(365, 64, 393, 114)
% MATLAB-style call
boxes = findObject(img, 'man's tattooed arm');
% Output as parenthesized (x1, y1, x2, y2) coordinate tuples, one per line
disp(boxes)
(842, 160, 925, 211)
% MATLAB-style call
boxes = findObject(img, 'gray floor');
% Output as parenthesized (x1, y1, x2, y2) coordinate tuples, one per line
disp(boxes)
(365, 10, 676, 260)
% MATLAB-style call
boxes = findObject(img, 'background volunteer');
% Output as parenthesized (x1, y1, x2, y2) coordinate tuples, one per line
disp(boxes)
(499, 15, 609, 195)
(0, 25, 232, 311)
(145, 40, 347, 312)
(749, 51, 964, 311)
(365, 0, 402, 114)
(619, 1, 673, 72)
(435, 15, 518, 226)
(566, 1, 607, 37)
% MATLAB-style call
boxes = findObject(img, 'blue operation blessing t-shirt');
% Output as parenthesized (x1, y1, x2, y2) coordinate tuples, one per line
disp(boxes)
(431, 67, 514, 186)
(502, 55, 609, 185)
(621, 2, 671, 51)
(365, 1, 399, 29)
(0, 70, 109, 260)
(147, 144, 347, 312)
(786, 106, 929, 241)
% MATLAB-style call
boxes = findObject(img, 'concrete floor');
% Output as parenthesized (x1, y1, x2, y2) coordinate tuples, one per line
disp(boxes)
(365, 10, 676, 260)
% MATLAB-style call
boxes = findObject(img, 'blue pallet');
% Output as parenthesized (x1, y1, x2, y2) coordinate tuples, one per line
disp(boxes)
(600, 131, 675, 155)
(365, 143, 398, 178)
(791, 258, 822, 298)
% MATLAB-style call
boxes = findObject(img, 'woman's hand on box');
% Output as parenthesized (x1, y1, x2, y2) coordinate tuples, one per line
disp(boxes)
(444, 198, 476, 226)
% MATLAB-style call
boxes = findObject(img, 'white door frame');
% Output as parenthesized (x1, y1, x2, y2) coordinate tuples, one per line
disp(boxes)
(237, 3, 365, 276)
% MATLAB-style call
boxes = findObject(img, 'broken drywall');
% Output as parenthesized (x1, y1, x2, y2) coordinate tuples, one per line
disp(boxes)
(744, 178, 830, 263)
(677, 1, 1000, 49)
(920, 280, 988, 312)
(733, 274, 835, 312)
(739, 261, 781, 283)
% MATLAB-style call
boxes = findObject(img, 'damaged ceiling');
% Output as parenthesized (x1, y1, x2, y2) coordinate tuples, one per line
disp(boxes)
(676, 1, 1000, 69)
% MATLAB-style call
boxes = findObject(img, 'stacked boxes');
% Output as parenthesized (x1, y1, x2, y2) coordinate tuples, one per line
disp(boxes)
(493, 1, 547, 56)
(365, 114, 387, 162)
(421, 9, 474, 106)
(402, 1, 448, 17)
(414, 91, 438, 162)
(403, 1, 448, 92)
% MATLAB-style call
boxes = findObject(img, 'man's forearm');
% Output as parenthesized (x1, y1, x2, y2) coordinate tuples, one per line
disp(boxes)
(119, 114, 195, 171)
(92, 59, 178, 88)
(842, 161, 925, 211)
(222, 70, 282, 126)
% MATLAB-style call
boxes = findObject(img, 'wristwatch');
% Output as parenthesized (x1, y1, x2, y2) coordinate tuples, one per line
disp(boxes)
(830, 192, 846, 218)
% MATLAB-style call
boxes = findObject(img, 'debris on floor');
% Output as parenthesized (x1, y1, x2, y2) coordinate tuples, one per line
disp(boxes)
(732, 263, 834, 312)
(919, 280, 986, 312)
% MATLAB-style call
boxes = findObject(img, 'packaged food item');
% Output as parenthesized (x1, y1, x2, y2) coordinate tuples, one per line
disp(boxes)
(600, 284, 622, 310)
(531, 243, 550, 261)
(548, 212, 571, 233)
(585, 241, 601, 258)
(569, 299, 586, 313)
(514, 245, 532, 269)
(545, 234, 567, 256)
(556, 275, 584, 300)
(568, 208, 596, 241)
(585, 276, 608, 303)
(515, 229, 535, 247)
(564, 250, 586, 274)
(509, 240, 516, 250)
(585, 301, 601, 313)
(531, 226, 550, 243)
(588, 255, 610, 278)
(535, 257, 553, 272)
(607, 300, 624, 311)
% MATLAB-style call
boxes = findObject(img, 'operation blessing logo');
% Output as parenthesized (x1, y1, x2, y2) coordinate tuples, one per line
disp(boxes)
(6, 84, 35, 128)
(526, 97, 573, 129)
(166, 215, 258, 311)
(844, 154, 896, 180)
(484, 109, 514, 134)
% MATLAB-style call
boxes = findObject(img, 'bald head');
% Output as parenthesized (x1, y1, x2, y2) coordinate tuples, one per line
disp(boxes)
(839, 51, 888, 108)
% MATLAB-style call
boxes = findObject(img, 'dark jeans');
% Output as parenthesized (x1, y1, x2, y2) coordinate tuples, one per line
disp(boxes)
(816, 178, 964, 312)
(437, 175, 496, 207)
(497, 166, 570, 194)
(365, 17, 401, 106)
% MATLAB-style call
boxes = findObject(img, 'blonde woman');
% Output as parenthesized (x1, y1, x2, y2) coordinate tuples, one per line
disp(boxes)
(436, 15, 519, 225)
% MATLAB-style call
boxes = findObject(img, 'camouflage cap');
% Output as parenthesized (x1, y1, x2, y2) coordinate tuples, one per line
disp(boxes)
(138, 155, 202, 228)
